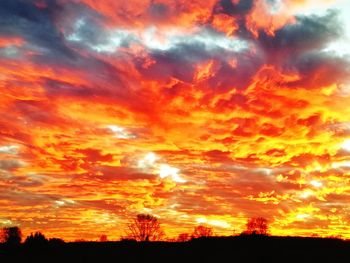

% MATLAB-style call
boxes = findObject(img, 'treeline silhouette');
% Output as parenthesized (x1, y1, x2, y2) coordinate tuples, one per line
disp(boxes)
(0, 226, 64, 247)
(1, 214, 349, 262)
(0, 214, 271, 245)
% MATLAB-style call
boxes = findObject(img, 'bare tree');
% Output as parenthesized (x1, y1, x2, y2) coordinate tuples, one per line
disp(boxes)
(1, 226, 22, 245)
(246, 217, 268, 235)
(127, 214, 164, 242)
(192, 225, 213, 238)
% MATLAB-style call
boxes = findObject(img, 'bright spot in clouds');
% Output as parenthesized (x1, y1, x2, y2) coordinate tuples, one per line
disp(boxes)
(332, 161, 350, 169)
(196, 217, 207, 224)
(159, 164, 178, 178)
(54, 199, 75, 208)
(196, 217, 230, 228)
(144, 152, 158, 165)
(296, 214, 311, 220)
(300, 191, 314, 199)
(107, 125, 135, 139)
(55, 200, 65, 206)
(138, 153, 186, 183)
(67, 23, 249, 53)
(0, 219, 13, 225)
(159, 164, 186, 183)
(310, 180, 323, 188)
(0, 145, 19, 154)
(138, 152, 158, 168)
(341, 139, 350, 152)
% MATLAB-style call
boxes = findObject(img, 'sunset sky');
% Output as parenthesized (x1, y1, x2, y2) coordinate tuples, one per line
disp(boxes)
(1, 0, 350, 241)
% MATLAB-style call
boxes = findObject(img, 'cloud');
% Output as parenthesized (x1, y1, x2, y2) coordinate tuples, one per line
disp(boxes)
(0, 186, 59, 206)
(92, 166, 156, 181)
(0, 145, 19, 154)
(0, 159, 24, 170)
(75, 148, 113, 163)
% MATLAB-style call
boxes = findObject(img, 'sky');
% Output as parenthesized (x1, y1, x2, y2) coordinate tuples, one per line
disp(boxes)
(1, 0, 350, 241)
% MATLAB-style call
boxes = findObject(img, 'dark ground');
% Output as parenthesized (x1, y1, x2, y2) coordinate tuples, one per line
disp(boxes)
(1, 236, 350, 263)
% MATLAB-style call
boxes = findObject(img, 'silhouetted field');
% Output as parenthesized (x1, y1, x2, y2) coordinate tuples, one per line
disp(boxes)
(1, 236, 349, 262)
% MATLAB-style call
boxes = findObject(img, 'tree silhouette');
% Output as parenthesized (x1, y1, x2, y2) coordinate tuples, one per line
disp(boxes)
(1, 226, 22, 245)
(127, 214, 164, 242)
(25, 232, 48, 246)
(192, 225, 213, 238)
(246, 217, 268, 235)
(177, 233, 190, 242)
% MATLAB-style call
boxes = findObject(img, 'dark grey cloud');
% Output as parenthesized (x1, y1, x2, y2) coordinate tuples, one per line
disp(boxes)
(132, 8, 348, 93)
(206, 53, 263, 90)
(260, 10, 342, 59)
(285, 51, 350, 88)
(6, 0, 344, 99)
(60, 3, 137, 52)
(57, 0, 106, 43)
(210, 0, 255, 39)
(0, 0, 77, 61)
(214, 0, 254, 16)
(0, 0, 127, 84)
(135, 31, 262, 90)
(136, 46, 199, 83)
(148, 2, 169, 20)
(247, 9, 350, 89)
